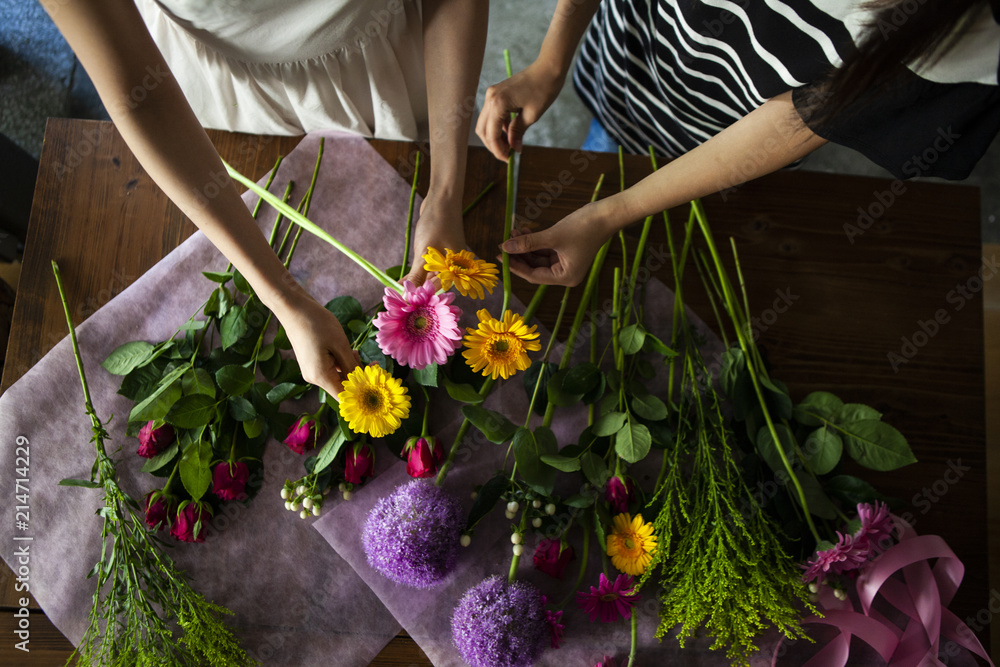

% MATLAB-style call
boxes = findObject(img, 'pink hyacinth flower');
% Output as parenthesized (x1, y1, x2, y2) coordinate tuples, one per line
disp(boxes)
(373, 280, 462, 369)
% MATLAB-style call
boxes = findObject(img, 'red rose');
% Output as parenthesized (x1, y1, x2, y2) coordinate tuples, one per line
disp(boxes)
(605, 475, 634, 514)
(171, 502, 212, 543)
(345, 443, 374, 484)
(405, 437, 442, 479)
(284, 416, 324, 455)
(533, 538, 574, 579)
(143, 490, 175, 531)
(137, 421, 174, 458)
(212, 461, 249, 501)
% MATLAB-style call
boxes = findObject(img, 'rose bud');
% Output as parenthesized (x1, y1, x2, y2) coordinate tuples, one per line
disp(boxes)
(284, 416, 325, 455)
(212, 461, 250, 501)
(605, 474, 635, 514)
(344, 443, 374, 484)
(144, 490, 175, 531)
(137, 421, 175, 459)
(533, 538, 574, 579)
(404, 436, 441, 479)
(171, 501, 213, 543)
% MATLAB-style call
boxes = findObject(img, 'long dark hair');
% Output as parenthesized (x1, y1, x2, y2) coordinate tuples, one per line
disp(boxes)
(806, 0, 996, 125)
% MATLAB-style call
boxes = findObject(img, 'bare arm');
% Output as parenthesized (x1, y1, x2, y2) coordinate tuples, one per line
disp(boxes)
(501, 91, 829, 285)
(41, 0, 357, 394)
(476, 0, 603, 160)
(403, 0, 489, 283)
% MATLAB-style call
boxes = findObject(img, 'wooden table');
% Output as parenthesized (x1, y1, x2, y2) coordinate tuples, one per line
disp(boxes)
(1, 118, 990, 664)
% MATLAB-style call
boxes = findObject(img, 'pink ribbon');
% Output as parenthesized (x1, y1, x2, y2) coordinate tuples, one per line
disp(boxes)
(773, 516, 993, 667)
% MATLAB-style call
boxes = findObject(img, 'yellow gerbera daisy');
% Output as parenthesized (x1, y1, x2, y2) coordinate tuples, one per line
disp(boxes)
(338, 365, 411, 438)
(422, 248, 499, 299)
(607, 513, 657, 576)
(462, 309, 541, 380)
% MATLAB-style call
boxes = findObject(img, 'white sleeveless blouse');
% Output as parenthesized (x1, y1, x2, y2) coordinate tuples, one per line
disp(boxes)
(134, 0, 428, 140)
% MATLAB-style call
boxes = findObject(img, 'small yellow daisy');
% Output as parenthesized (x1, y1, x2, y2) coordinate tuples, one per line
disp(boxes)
(338, 365, 411, 438)
(462, 309, 541, 380)
(422, 248, 499, 299)
(607, 513, 657, 576)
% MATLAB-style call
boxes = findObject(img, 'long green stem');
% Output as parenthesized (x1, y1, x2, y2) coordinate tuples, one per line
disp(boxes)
(500, 49, 516, 316)
(627, 611, 638, 667)
(52, 262, 101, 435)
(401, 151, 421, 277)
(557, 516, 590, 609)
(507, 508, 529, 582)
(462, 181, 496, 216)
(223, 160, 402, 293)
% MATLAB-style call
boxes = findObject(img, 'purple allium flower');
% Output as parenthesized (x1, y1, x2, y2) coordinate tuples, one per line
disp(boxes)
(362, 479, 463, 588)
(451, 575, 548, 667)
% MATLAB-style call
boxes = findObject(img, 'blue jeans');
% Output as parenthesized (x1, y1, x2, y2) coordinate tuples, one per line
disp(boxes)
(581, 118, 619, 153)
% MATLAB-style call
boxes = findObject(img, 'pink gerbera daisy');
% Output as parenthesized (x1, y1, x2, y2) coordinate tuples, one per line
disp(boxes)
(576, 573, 640, 623)
(854, 501, 894, 555)
(802, 532, 870, 583)
(373, 280, 462, 369)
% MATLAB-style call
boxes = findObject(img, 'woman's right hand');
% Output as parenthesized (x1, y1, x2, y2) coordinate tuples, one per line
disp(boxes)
(270, 290, 360, 399)
(476, 60, 566, 162)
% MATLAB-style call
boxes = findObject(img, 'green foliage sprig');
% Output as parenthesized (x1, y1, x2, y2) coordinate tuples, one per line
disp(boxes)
(54, 261, 253, 667)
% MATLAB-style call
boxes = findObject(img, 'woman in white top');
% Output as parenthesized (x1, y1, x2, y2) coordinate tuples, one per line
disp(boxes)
(43, 0, 487, 397)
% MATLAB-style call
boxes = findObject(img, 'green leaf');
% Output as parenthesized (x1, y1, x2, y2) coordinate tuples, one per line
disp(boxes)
(615, 418, 651, 463)
(101, 341, 154, 375)
(562, 363, 602, 395)
(228, 396, 256, 422)
(522, 361, 557, 416)
(166, 394, 217, 429)
(540, 454, 581, 472)
(359, 338, 387, 371)
(642, 333, 677, 359)
(462, 405, 517, 444)
(760, 375, 793, 420)
(546, 369, 584, 407)
(412, 364, 439, 388)
(755, 424, 796, 475)
(312, 428, 347, 475)
(593, 411, 627, 437)
(181, 368, 216, 399)
(630, 393, 668, 421)
(513, 427, 557, 493)
(836, 403, 883, 424)
(232, 269, 253, 295)
(117, 361, 166, 402)
(243, 417, 265, 439)
(384, 264, 404, 281)
(325, 295, 363, 327)
(825, 474, 888, 507)
(201, 271, 233, 283)
(563, 493, 596, 508)
(273, 326, 292, 350)
(140, 443, 179, 473)
(581, 452, 610, 489)
(203, 289, 221, 317)
(220, 306, 248, 350)
(266, 382, 307, 404)
(58, 478, 101, 488)
(793, 391, 844, 427)
(444, 376, 484, 405)
(260, 351, 282, 381)
(618, 324, 646, 355)
(840, 420, 916, 471)
(129, 366, 186, 423)
(466, 473, 509, 530)
(179, 439, 213, 501)
(794, 471, 838, 520)
(802, 426, 843, 475)
(215, 364, 255, 397)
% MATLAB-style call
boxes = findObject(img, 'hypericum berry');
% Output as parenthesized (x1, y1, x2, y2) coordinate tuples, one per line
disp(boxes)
(511, 533, 522, 545)
(460, 534, 472, 547)
(280, 488, 290, 500)
(303, 497, 314, 510)
(296, 485, 305, 496)
(544, 503, 556, 516)
(531, 517, 542, 528)
(284, 501, 292, 511)
(471, 491, 478, 500)
(834, 589, 847, 601)
(512, 544, 524, 556)
(311, 506, 321, 516)
(343, 490, 353, 501)
(338, 482, 347, 492)
(506, 501, 520, 514)
(532, 499, 542, 509)
(299, 509, 309, 520)
(808, 582, 819, 594)
(290, 502, 301, 512)
(504, 510, 516, 520)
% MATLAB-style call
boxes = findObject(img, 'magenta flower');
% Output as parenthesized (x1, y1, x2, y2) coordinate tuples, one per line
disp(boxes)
(284, 416, 324, 455)
(405, 436, 443, 479)
(137, 421, 174, 458)
(576, 573, 640, 623)
(373, 280, 462, 369)
(171, 501, 212, 543)
(544, 607, 565, 649)
(854, 501, 894, 554)
(345, 443, 375, 484)
(532, 538, 574, 579)
(802, 532, 870, 583)
(212, 461, 250, 501)
(594, 657, 619, 667)
(605, 475, 634, 513)
(143, 490, 175, 531)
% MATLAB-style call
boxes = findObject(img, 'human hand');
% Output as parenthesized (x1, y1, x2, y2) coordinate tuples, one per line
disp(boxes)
(499, 204, 612, 286)
(403, 193, 466, 285)
(272, 291, 360, 399)
(476, 60, 565, 162)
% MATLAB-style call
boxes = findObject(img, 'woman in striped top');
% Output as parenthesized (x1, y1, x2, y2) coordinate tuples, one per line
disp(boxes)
(477, 0, 1000, 286)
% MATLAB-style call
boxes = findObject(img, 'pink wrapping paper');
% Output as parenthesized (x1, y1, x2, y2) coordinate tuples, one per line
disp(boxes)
(0, 132, 415, 665)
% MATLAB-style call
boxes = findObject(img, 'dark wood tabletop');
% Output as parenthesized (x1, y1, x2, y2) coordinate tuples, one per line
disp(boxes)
(0, 118, 989, 665)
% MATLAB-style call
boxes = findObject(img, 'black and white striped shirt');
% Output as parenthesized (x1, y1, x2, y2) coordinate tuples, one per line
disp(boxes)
(572, 0, 1000, 179)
